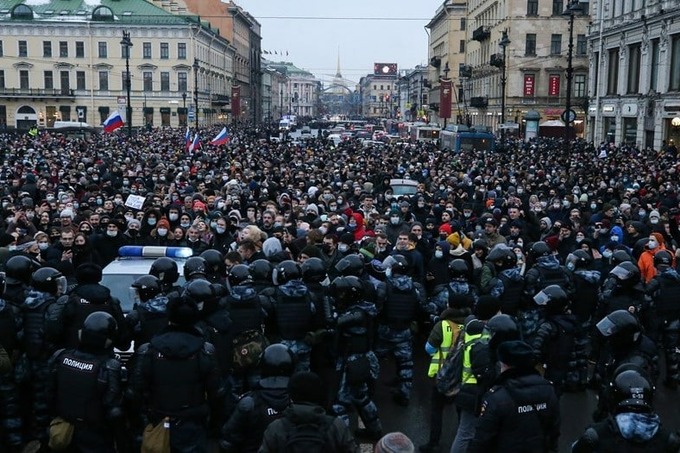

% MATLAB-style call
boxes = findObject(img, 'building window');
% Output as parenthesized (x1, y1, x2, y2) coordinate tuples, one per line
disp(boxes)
(60, 71, 70, 93)
(76, 71, 85, 90)
(460, 40, 465, 53)
(43, 41, 52, 58)
(99, 71, 109, 91)
(19, 70, 29, 89)
(460, 18, 466, 30)
(98, 42, 107, 58)
(0, 70, 4, 89)
(121, 42, 130, 59)
(18, 40, 27, 57)
(607, 48, 619, 95)
(527, 0, 538, 16)
(44, 71, 54, 90)
(552, 0, 564, 15)
(525, 34, 537, 56)
(59, 41, 68, 58)
(75, 42, 84, 58)
(551, 34, 562, 55)
(143, 42, 151, 59)
(143, 72, 152, 91)
(574, 74, 586, 98)
(178, 43, 187, 59)
(161, 72, 170, 91)
(160, 43, 169, 59)
(650, 39, 659, 92)
(627, 43, 641, 94)
(671, 35, 680, 92)
(178, 72, 188, 92)
(0, 41, 3, 57)
(576, 35, 587, 55)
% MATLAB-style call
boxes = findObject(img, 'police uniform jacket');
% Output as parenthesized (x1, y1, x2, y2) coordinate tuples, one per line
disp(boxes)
(467, 367, 560, 453)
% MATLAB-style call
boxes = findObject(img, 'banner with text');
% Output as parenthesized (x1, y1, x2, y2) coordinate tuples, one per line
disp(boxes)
(231, 85, 241, 119)
(523, 75, 535, 97)
(439, 79, 452, 119)
(548, 75, 561, 97)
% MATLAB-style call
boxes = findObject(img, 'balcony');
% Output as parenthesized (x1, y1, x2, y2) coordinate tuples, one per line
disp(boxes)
(211, 94, 230, 106)
(490, 54, 505, 68)
(470, 97, 488, 108)
(0, 88, 75, 99)
(430, 56, 441, 68)
(459, 65, 473, 78)
(472, 26, 490, 42)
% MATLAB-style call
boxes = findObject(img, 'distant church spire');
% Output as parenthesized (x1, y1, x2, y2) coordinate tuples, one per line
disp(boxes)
(335, 47, 342, 79)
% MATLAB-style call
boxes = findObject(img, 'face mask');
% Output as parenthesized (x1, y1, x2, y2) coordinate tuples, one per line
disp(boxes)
(38, 242, 49, 251)
(274, 222, 282, 228)
(648, 239, 658, 249)
(46, 196, 55, 202)
(390, 217, 400, 225)
(147, 218, 157, 226)
(639, 210, 646, 217)
(603, 250, 613, 258)
(517, 188, 524, 195)
(157, 228, 168, 236)
(319, 226, 328, 235)
(464, 212, 471, 218)
(217, 202, 225, 209)
(96, 199, 103, 205)
(180, 221, 191, 228)
(439, 185, 445, 191)
(338, 244, 349, 253)
(188, 236, 198, 242)
(434, 250, 444, 259)
(610, 235, 619, 242)
(125, 214, 134, 221)
(106, 230, 118, 238)
(123, 180, 129, 186)
(563, 201, 571, 208)
(215, 226, 226, 234)
(169, 213, 179, 221)
(576, 236, 584, 243)
(346, 224, 356, 232)
(376, 246, 386, 253)
(553, 203, 561, 209)
(495, 186, 502, 192)
(650, 218, 659, 224)
(128, 229, 138, 237)
(516, 252, 523, 261)
(590, 203, 597, 210)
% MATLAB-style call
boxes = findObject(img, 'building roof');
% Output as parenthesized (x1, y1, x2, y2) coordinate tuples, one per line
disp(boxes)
(0, 0, 204, 27)
(264, 60, 314, 78)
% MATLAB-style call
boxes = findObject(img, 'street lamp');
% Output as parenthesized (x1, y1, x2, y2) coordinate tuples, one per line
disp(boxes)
(563, 0, 582, 150)
(182, 92, 187, 126)
(120, 31, 133, 137)
(193, 58, 199, 130)
(499, 30, 511, 145)
(442, 62, 450, 128)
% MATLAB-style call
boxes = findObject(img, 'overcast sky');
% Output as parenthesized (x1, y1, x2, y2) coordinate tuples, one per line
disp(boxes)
(235, 0, 444, 86)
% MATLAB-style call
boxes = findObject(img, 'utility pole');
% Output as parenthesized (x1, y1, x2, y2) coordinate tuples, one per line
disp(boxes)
(121, 31, 133, 137)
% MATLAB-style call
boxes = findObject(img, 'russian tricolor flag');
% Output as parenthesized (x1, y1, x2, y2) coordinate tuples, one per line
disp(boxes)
(188, 134, 201, 153)
(103, 111, 124, 133)
(184, 127, 191, 150)
(210, 127, 230, 146)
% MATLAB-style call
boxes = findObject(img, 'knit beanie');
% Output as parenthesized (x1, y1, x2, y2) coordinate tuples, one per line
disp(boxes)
(374, 432, 415, 453)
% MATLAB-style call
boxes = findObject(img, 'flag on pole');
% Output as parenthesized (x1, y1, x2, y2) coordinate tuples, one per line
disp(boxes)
(188, 134, 201, 153)
(184, 127, 191, 150)
(210, 127, 230, 146)
(102, 111, 124, 133)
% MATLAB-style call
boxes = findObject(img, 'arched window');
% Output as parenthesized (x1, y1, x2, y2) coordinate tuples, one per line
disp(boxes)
(11, 4, 33, 19)
(92, 6, 114, 21)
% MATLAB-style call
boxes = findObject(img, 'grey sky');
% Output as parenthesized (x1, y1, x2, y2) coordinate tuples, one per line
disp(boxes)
(236, 0, 444, 86)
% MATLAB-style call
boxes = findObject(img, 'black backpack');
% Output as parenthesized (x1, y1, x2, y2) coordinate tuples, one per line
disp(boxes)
(282, 414, 333, 453)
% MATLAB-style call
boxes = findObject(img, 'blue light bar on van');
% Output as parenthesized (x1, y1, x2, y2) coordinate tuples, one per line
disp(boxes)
(118, 246, 193, 259)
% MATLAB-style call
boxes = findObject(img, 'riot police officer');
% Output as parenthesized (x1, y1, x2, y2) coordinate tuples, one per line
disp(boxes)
(126, 296, 226, 453)
(182, 256, 209, 287)
(16, 267, 68, 449)
(149, 256, 182, 300)
(597, 262, 646, 320)
(645, 249, 680, 388)
(47, 312, 125, 452)
(375, 254, 426, 406)
(225, 264, 268, 394)
(329, 275, 383, 442)
(572, 367, 680, 452)
(249, 259, 274, 295)
(484, 247, 524, 317)
(200, 249, 227, 285)
(301, 257, 334, 372)
(0, 272, 21, 452)
(269, 260, 316, 373)
(3, 255, 39, 309)
(425, 259, 477, 322)
(220, 343, 295, 453)
(126, 275, 170, 349)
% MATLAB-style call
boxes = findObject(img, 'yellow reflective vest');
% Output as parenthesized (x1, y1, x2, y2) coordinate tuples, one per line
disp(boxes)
(428, 320, 462, 377)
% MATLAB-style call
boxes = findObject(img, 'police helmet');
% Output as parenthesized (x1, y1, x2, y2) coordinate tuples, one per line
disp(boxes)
(565, 249, 593, 271)
(6, 255, 41, 285)
(609, 261, 641, 285)
(529, 241, 552, 259)
(150, 257, 180, 285)
(611, 249, 633, 266)
(533, 284, 570, 314)
(249, 259, 274, 283)
(367, 259, 386, 281)
(448, 259, 469, 280)
(78, 311, 118, 350)
(31, 267, 67, 295)
(200, 249, 226, 278)
(166, 296, 200, 326)
(383, 254, 410, 276)
(75, 263, 103, 285)
(272, 260, 302, 286)
(335, 254, 365, 277)
(487, 244, 511, 263)
(609, 368, 654, 414)
(183, 256, 208, 280)
(182, 279, 215, 309)
(596, 310, 642, 349)
(486, 314, 520, 351)
(301, 257, 327, 284)
(330, 275, 364, 306)
(130, 275, 162, 303)
(261, 343, 295, 378)
(228, 264, 253, 287)
(654, 250, 673, 269)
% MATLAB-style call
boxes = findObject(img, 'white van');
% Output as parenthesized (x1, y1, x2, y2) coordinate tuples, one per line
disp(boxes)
(279, 119, 292, 131)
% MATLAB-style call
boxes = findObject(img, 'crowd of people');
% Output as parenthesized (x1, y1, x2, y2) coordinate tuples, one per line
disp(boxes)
(0, 124, 679, 452)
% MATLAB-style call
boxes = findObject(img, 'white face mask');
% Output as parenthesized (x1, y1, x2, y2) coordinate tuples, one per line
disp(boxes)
(602, 250, 613, 258)
(169, 213, 179, 221)
(648, 239, 658, 249)
(215, 226, 226, 234)
(106, 230, 118, 238)
(318, 226, 328, 235)
(338, 244, 349, 253)
(434, 250, 444, 259)
(38, 242, 50, 251)
(157, 228, 168, 237)
(147, 218, 157, 226)
(610, 235, 619, 242)
(390, 217, 400, 225)
(650, 218, 659, 224)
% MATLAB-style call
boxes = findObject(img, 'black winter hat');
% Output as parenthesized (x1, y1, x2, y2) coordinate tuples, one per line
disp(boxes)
(497, 340, 535, 369)
(288, 371, 325, 405)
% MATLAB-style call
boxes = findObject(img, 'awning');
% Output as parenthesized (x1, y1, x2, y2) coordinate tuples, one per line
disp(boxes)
(540, 120, 565, 127)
